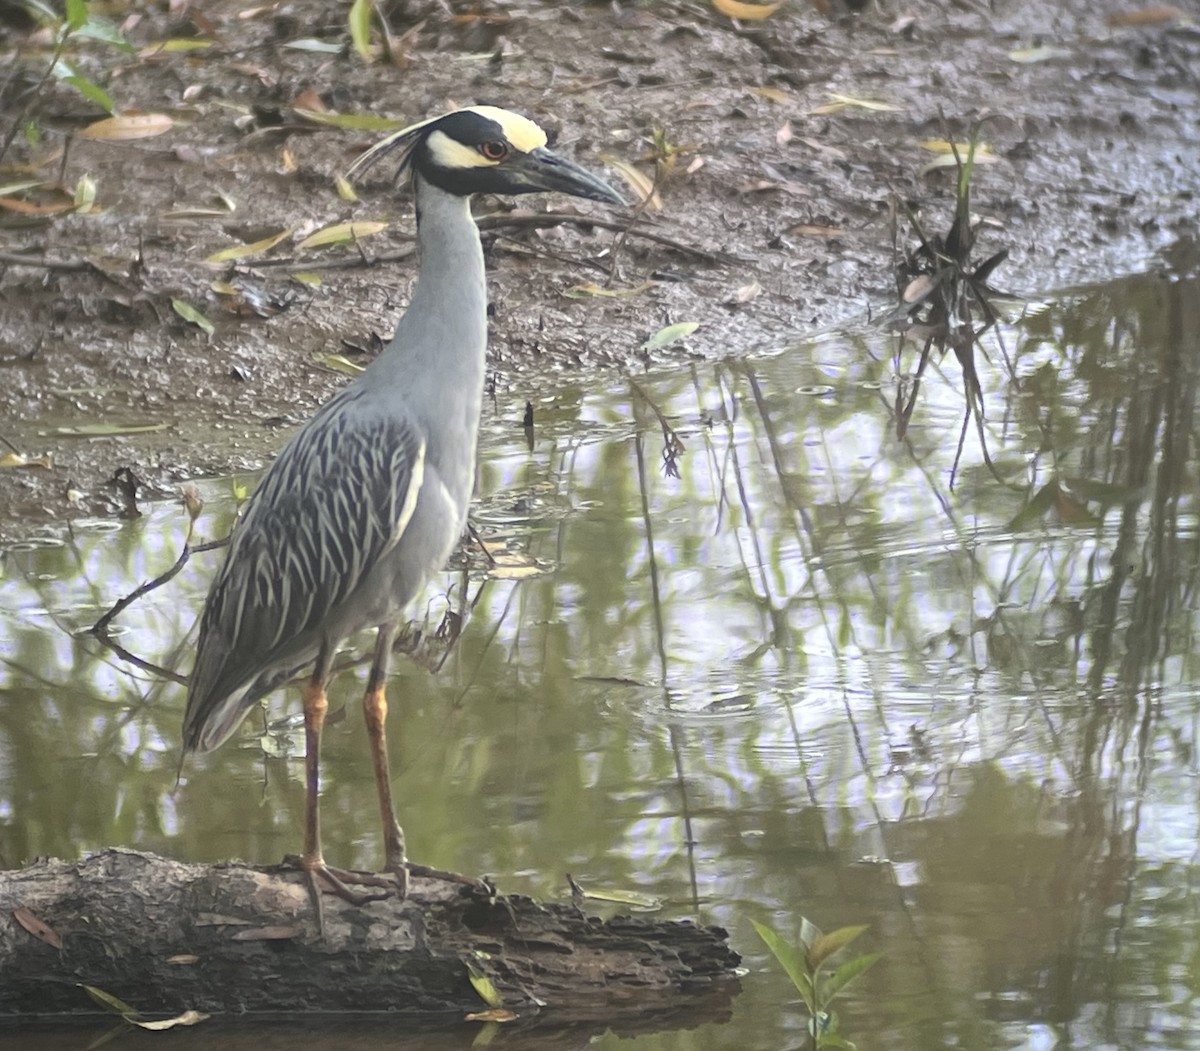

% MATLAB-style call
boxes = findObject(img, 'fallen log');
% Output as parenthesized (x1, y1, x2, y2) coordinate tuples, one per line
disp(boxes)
(0, 850, 741, 1025)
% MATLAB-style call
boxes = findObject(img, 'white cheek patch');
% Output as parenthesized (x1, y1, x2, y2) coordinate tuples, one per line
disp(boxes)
(426, 129, 496, 169)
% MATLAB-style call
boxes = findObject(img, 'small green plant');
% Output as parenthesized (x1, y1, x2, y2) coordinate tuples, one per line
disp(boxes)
(753, 917, 881, 1051)
(1, 0, 131, 165)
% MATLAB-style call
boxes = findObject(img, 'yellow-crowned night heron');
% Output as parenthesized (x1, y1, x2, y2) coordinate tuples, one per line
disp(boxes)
(182, 106, 622, 926)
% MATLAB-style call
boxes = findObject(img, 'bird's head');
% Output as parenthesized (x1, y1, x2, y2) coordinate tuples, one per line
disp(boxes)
(347, 105, 624, 206)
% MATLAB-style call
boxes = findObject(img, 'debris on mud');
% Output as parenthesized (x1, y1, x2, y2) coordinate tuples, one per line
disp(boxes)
(1, 0, 1196, 538)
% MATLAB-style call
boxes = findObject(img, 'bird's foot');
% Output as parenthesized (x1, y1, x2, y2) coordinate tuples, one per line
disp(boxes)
(406, 861, 495, 899)
(283, 853, 397, 932)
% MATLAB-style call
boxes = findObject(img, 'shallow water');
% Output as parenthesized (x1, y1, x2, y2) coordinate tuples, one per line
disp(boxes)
(2, 260, 1199, 1049)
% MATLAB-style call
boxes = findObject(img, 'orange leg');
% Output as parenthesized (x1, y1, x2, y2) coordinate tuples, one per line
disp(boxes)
(300, 651, 390, 933)
(364, 624, 409, 899)
(361, 624, 492, 898)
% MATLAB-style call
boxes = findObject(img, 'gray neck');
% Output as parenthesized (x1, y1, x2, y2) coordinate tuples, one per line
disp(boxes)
(362, 175, 489, 468)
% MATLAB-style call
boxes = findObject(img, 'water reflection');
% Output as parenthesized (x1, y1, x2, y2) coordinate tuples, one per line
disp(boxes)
(1, 258, 1199, 1048)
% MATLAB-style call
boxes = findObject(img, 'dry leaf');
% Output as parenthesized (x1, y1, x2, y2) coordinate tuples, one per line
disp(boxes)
(12, 906, 63, 949)
(1007, 46, 1073, 63)
(712, 0, 785, 20)
(230, 926, 301, 941)
(796, 136, 848, 160)
(134, 1009, 210, 1030)
(465, 1008, 519, 1023)
(903, 274, 936, 303)
(810, 93, 902, 115)
(80, 113, 174, 140)
(562, 280, 656, 299)
(753, 86, 793, 104)
(919, 140, 994, 155)
(46, 421, 171, 437)
(291, 86, 325, 111)
(181, 485, 203, 521)
(918, 152, 998, 176)
(776, 120, 794, 146)
(786, 223, 846, 237)
(725, 280, 762, 305)
(0, 195, 74, 215)
(1108, 5, 1183, 25)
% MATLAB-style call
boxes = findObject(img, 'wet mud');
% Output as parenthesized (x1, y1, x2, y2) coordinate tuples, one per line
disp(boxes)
(0, 0, 1196, 539)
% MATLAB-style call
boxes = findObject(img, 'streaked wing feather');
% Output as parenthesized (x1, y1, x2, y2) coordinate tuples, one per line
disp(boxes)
(187, 400, 424, 737)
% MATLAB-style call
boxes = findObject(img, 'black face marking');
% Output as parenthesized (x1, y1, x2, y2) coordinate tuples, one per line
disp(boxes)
(427, 110, 508, 150)
(408, 111, 513, 196)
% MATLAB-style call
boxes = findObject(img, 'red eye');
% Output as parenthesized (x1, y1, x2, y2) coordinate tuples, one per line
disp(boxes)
(479, 140, 508, 161)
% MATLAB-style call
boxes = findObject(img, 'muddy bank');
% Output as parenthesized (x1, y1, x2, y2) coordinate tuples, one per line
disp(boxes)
(0, 0, 1196, 539)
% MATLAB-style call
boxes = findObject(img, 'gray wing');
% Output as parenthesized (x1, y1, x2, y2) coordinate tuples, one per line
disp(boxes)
(183, 393, 425, 753)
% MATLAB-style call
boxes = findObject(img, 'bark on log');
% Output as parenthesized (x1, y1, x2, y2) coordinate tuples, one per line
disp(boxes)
(0, 850, 741, 1025)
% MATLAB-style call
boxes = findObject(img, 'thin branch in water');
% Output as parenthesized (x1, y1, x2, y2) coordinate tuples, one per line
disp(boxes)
(628, 376, 686, 477)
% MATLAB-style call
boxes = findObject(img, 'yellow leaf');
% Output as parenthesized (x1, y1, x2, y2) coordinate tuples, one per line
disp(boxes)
(919, 140, 993, 155)
(171, 299, 215, 336)
(297, 221, 388, 250)
(320, 353, 366, 375)
(599, 156, 660, 210)
(80, 113, 174, 140)
(73, 173, 96, 213)
(205, 228, 292, 264)
(139, 38, 214, 55)
(466, 960, 504, 1008)
(0, 452, 28, 468)
(335, 174, 359, 202)
(918, 152, 998, 176)
(348, 0, 374, 62)
(712, 0, 785, 20)
(578, 886, 664, 911)
(79, 984, 139, 1018)
(641, 321, 700, 352)
(562, 280, 656, 299)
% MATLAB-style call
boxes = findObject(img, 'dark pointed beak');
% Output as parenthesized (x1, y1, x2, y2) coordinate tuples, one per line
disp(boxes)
(508, 146, 627, 206)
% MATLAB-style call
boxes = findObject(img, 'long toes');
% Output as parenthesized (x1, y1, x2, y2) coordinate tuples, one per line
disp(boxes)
(320, 864, 395, 891)
(315, 866, 393, 905)
(406, 862, 493, 897)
